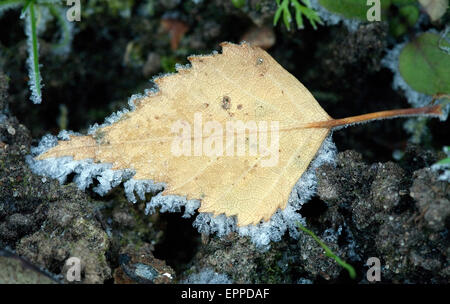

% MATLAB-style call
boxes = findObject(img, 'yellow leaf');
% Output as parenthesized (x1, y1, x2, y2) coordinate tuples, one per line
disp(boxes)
(418, 0, 449, 21)
(36, 42, 443, 227)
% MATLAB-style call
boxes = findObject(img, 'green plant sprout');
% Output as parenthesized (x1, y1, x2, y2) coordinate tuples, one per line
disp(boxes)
(0, 0, 74, 104)
(274, 0, 323, 30)
(297, 222, 356, 279)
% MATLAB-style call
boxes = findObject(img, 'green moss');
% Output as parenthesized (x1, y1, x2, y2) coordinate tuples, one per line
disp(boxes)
(274, 0, 323, 30)
(161, 56, 177, 73)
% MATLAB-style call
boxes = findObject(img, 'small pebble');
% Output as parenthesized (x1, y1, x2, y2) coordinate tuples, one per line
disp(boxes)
(7, 126, 15, 135)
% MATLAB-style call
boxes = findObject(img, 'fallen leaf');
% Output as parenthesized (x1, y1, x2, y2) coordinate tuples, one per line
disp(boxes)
(418, 0, 448, 21)
(37, 42, 443, 226)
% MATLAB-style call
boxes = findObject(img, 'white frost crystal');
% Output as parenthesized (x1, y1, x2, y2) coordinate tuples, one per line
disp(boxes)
(381, 42, 433, 109)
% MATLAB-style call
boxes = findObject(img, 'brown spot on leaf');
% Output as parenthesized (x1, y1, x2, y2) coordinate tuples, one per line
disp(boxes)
(221, 96, 231, 110)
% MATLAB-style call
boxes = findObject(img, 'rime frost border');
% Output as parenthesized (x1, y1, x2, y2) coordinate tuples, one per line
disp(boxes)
(309, 0, 361, 32)
(22, 3, 44, 104)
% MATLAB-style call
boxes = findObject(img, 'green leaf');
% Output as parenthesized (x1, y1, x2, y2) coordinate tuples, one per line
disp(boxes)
(303, 0, 312, 7)
(21, 0, 32, 16)
(399, 33, 450, 95)
(295, 5, 304, 29)
(300, 4, 322, 29)
(318, 0, 391, 20)
(273, 0, 322, 31)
